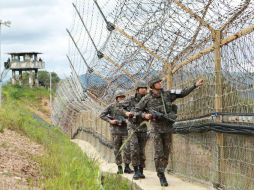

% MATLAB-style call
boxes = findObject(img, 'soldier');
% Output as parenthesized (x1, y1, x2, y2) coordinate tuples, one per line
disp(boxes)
(134, 75, 204, 186)
(119, 81, 148, 180)
(100, 90, 134, 174)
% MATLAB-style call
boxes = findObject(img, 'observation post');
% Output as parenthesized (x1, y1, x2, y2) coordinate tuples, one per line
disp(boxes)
(4, 52, 45, 87)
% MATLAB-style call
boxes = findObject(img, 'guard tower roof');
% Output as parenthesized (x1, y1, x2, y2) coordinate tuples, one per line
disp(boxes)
(7, 52, 43, 55)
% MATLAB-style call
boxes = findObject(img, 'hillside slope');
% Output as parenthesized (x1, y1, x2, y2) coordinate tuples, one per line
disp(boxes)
(0, 85, 131, 190)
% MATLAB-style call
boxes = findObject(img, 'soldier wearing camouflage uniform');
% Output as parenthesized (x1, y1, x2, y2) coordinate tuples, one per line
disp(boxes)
(119, 81, 148, 180)
(134, 75, 204, 186)
(100, 90, 134, 174)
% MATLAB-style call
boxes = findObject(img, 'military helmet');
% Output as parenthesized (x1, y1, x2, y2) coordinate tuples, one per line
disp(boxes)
(148, 75, 162, 88)
(135, 80, 147, 90)
(115, 90, 126, 99)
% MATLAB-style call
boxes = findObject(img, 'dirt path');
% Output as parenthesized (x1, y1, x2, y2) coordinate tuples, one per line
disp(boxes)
(0, 129, 44, 190)
(72, 139, 214, 190)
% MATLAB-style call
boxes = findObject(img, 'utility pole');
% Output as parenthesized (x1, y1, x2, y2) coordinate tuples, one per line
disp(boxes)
(0, 19, 11, 107)
(50, 71, 52, 109)
(49, 71, 53, 123)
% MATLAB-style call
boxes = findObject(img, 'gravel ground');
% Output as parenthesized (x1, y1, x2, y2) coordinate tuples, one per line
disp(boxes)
(0, 129, 44, 190)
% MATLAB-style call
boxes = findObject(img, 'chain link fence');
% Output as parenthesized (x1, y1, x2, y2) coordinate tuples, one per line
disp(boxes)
(52, 1, 254, 189)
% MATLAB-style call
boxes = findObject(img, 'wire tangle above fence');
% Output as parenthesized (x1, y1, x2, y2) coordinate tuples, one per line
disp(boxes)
(53, 0, 254, 125)
(52, 1, 254, 189)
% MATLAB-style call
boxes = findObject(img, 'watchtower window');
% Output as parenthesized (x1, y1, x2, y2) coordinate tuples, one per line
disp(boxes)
(20, 56, 24, 62)
(24, 54, 32, 61)
(14, 55, 19, 61)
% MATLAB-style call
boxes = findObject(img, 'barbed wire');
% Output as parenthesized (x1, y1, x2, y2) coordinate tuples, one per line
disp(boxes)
(52, 0, 254, 189)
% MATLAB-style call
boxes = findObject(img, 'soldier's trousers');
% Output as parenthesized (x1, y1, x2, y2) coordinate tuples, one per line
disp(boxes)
(129, 130, 147, 167)
(112, 134, 131, 166)
(153, 132, 172, 173)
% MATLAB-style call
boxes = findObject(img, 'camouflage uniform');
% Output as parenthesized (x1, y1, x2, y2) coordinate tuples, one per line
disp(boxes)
(121, 93, 148, 168)
(135, 84, 197, 174)
(100, 101, 131, 166)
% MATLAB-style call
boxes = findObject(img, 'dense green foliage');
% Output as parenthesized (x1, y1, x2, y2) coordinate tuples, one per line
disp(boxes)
(18, 71, 60, 89)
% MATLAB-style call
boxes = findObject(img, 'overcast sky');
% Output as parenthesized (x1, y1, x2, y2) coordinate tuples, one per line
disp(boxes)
(0, 0, 73, 79)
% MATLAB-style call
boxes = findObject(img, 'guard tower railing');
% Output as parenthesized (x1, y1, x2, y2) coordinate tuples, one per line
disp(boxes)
(8, 59, 45, 69)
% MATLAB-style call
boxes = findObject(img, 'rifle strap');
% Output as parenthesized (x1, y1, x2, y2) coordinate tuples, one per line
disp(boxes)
(160, 91, 168, 115)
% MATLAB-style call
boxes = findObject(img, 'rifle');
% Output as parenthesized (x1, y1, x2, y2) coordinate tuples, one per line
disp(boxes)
(148, 91, 178, 124)
(127, 112, 143, 124)
(148, 109, 177, 124)
(107, 115, 126, 126)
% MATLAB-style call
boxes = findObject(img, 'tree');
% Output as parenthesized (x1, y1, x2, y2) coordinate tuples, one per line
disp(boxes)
(38, 71, 60, 89)
(21, 71, 60, 89)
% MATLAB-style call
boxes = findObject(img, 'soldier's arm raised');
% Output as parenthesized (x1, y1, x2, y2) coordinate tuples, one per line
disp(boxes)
(171, 79, 204, 100)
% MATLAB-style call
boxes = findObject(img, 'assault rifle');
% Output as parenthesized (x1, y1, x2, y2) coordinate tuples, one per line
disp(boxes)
(107, 115, 127, 126)
(148, 109, 177, 124)
(128, 112, 143, 124)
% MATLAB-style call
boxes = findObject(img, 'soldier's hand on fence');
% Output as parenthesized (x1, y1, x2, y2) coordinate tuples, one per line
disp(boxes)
(195, 79, 204, 87)
(143, 113, 153, 120)
(109, 119, 118, 125)
(125, 112, 134, 118)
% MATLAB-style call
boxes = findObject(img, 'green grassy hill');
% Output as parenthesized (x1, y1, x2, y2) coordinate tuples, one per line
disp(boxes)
(0, 85, 131, 190)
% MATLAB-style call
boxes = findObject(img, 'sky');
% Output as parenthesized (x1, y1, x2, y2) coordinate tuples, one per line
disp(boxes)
(0, 0, 73, 79)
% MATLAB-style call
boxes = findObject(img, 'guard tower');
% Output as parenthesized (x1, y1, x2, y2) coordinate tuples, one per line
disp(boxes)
(4, 52, 45, 87)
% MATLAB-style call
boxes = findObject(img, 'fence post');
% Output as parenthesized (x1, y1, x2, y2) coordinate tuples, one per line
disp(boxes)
(213, 29, 225, 188)
(166, 63, 174, 172)
(166, 63, 173, 89)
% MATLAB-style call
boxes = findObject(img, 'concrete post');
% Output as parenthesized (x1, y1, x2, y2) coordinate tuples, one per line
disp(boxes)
(29, 70, 33, 88)
(35, 69, 39, 87)
(18, 70, 22, 85)
(11, 70, 16, 85)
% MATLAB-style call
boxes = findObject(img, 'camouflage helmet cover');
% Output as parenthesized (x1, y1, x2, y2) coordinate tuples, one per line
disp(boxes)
(135, 80, 147, 90)
(115, 90, 126, 98)
(148, 75, 162, 88)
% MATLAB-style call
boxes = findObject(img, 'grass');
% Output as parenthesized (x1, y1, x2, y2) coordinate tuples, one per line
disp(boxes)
(103, 174, 133, 190)
(0, 123, 3, 133)
(0, 84, 132, 190)
(3, 84, 49, 106)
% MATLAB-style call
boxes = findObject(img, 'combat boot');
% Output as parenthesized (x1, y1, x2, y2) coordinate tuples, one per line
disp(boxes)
(157, 172, 168, 187)
(117, 165, 123, 174)
(139, 166, 145, 179)
(133, 166, 141, 180)
(124, 164, 134, 174)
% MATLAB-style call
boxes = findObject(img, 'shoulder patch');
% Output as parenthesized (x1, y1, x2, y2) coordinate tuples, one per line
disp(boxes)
(170, 89, 182, 94)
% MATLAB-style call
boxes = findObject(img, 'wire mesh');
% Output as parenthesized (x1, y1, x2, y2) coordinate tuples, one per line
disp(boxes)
(52, 0, 254, 189)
